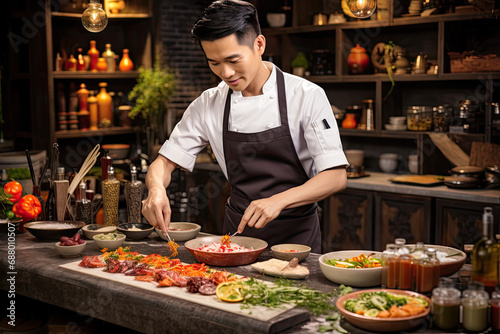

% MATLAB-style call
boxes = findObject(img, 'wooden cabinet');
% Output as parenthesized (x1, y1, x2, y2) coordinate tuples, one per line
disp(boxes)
(435, 199, 500, 250)
(257, 1, 500, 172)
(374, 192, 432, 250)
(322, 188, 373, 252)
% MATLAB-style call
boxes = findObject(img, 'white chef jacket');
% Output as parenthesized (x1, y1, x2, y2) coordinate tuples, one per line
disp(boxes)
(158, 62, 348, 179)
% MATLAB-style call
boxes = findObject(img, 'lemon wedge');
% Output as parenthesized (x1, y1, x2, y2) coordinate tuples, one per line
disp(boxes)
(216, 282, 246, 302)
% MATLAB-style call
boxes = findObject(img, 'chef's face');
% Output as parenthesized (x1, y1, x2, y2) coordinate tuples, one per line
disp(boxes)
(201, 33, 266, 96)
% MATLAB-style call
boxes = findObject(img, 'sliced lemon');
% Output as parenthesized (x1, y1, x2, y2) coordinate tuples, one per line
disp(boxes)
(216, 282, 245, 302)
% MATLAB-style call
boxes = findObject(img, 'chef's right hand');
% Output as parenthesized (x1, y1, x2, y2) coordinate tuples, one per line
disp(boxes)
(142, 188, 171, 236)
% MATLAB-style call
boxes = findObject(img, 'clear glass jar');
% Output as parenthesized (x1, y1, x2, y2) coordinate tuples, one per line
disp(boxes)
(382, 243, 397, 288)
(416, 248, 440, 293)
(431, 277, 461, 330)
(491, 285, 500, 331)
(462, 281, 489, 332)
(102, 166, 120, 226)
(407, 106, 433, 131)
(125, 165, 143, 224)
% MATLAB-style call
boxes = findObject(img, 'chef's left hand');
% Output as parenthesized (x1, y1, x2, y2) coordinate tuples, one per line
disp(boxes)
(238, 196, 285, 232)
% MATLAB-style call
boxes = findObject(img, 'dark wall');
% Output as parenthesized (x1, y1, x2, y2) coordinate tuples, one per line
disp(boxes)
(159, 0, 219, 126)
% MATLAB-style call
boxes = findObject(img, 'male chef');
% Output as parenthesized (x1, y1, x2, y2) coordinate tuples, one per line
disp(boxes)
(142, 0, 347, 252)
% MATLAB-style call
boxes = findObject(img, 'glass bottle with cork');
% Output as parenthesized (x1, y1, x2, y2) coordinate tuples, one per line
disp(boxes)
(88, 40, 99, 72)
(472, 207, 498, 295)
(462, 281, 489, 332)
(102, 166, 120, 226)
(88, 90, 98, 131)
(75, 182, 92, 225)
(76, 83, 90, 130)
(431, 277, 461, 331)
(100, 150, 113, 181)
(97, 82, 113, 127)
(125, 165, 143, 224)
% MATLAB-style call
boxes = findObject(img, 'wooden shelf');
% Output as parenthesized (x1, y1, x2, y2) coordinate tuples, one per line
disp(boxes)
(262, 10, 500, 35)
(306, 73, 500, 84)
(53, 71, 139, 79)
(54, 127, 137, 139)
(51, 12, 150, 19)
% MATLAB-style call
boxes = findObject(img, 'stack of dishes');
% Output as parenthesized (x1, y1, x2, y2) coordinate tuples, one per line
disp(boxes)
(408, 0, 422, 15)
(385, 116, 407, 131)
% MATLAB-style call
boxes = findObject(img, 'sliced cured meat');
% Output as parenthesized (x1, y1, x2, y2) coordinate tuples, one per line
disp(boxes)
(198, 283, 217, 295)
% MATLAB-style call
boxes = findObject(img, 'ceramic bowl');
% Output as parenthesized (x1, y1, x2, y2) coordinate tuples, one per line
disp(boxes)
(117, 223, 154, 240)
(344, 149, 365, 167)
(24, 221, 85, 240)
(92, 232, 126, 251)
(319, 250, 383, 287)
(82, 224, 117, 239)
(389, 116, 406, 125)
(101, 144, 130, 160)
(336, 289, 431, 332)
(55, 241, 86, 258)
(379, 153, 399, 173)
(184, 235, 267, 267)
(266, 13, 286, 28)
(156, 222, 201, 242)
(385, 124, 407, 131)
(271, 244, 311, 262)
(406, 244, 466, 277)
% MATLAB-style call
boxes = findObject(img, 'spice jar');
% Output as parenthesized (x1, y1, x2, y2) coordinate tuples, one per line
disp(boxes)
(75, 182, 92, 225)
(491, 286, 500, 332)
(102, 166, 120, 226)
(381, 243, 397, 288)
(462, 281, 489, 332)
(416, 248, 440, 293)
(431, 277, 461, 330)
(407, 106, 433, 131)
(433, 105, 452, 132)
(125, 166, 143, 224)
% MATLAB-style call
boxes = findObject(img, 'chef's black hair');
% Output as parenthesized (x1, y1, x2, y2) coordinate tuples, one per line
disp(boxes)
(191, 0, 261, 49)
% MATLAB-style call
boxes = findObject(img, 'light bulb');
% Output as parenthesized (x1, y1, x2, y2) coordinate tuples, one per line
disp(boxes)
(82, 0, 108, 33)
(346, 0, 377, 18)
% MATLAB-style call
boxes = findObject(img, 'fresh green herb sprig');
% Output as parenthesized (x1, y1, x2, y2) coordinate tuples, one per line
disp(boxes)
(240, 278, 350, 316)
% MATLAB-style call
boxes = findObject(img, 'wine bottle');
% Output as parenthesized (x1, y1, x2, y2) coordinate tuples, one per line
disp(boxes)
(472, 207, 498, 295)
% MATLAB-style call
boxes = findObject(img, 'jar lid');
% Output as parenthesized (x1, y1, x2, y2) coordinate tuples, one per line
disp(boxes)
(350, 44, 367, 53)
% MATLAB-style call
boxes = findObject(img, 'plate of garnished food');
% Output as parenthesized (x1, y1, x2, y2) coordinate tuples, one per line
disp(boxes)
(336, 289, 431, 332)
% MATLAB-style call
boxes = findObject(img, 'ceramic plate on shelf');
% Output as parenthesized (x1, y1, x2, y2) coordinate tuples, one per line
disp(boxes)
(385, 124, 407, 131)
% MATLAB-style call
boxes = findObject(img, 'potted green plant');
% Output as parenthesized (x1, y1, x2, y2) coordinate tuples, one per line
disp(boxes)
(128, 57, 175, 156)
(291, 52, 309, 77)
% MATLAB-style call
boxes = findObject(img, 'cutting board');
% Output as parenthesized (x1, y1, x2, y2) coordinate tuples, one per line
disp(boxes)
(60, 261, 309, 329)
(390, 175, 444, 186)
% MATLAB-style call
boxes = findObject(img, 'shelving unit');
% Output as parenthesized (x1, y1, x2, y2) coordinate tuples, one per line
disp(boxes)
(258, 1, 500, 173)
(42, 0, 154, 166)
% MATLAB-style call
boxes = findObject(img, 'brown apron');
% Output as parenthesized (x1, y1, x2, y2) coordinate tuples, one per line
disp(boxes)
(222, 67, 321, 253)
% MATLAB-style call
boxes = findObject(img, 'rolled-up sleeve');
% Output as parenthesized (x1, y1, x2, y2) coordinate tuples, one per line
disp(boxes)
(301, 86, 348, 172)
(158, 97, 209, 172)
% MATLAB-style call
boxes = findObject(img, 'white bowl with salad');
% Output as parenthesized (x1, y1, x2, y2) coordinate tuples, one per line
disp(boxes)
(318, 250, 383, 287)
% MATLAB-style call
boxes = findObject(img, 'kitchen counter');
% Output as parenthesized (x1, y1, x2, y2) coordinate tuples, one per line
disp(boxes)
(0, 231, 484, 333)
(194, 163, 500, 205)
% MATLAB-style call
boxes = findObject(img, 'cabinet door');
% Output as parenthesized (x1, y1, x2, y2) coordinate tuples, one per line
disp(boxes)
(374, 192, 432, 250)
(322, 189, 373, 252)
(436, 199, 500, 250)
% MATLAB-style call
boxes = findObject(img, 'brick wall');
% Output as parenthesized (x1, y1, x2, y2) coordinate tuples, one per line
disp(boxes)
(159, 0, 218, 125)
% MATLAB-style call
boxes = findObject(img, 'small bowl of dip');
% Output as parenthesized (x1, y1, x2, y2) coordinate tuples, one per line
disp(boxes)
(93, 232, 126, 251)
(271, 244, 311, 262)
